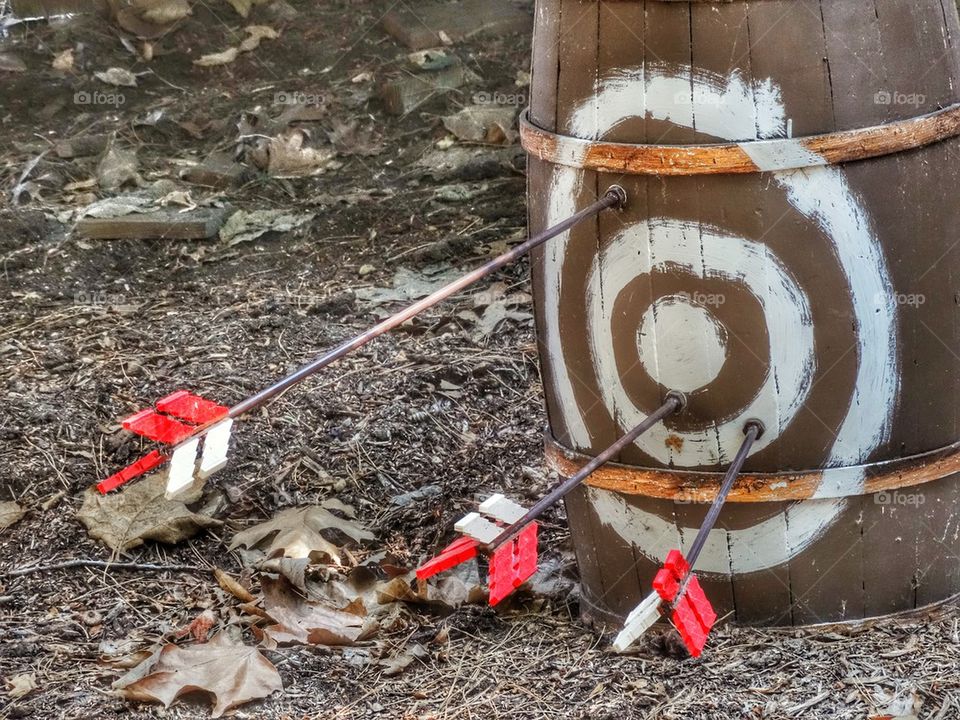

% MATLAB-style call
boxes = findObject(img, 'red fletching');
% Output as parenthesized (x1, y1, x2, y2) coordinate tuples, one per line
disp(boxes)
(122, 409, 196, 445)
(416, 536, 479, 581)
(653, 549, 717, 658)
(487, 522, 538, 606)
(156, 390, 229, 425)
(97, 450, 167, 494)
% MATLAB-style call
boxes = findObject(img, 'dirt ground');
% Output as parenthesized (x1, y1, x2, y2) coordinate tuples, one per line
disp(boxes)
(0, 2, 958, 719)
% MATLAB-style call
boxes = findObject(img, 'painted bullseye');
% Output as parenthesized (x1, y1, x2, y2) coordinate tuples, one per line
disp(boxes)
(638, 296, 728, 393)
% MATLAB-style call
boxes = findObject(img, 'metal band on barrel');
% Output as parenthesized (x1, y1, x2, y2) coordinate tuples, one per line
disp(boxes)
(545, 434, 960, 502)
(520, 104, 960, 175)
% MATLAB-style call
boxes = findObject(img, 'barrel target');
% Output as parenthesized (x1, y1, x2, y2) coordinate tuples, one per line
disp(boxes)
(544, 65, 900, 569)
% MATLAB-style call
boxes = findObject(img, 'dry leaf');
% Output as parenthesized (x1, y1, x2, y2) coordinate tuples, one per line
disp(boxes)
(214, 568, 255, 602)
(194, 47, 240, 67)
(260, 576, 377, 648)
(223, 0, 254, 16)
(114, 632, 281, 718)
(260, 555, 310, 591)
(223, 0, 270, 17)
(239, 25, 279, 52)
(218, 209, 315, 246)
(6, 673, 37, 699)
(0, 501, 26, 531)
(52, 49, 74, 72)
(252, 129, 338, 178)
(175, 609, 217, 643)
(379, 643, 427, 676)
(97, 142, 142, 191)
(95, 67, 139, 87)
(442, 105, 517, 145)
(229, 505, 372, 564)
(326, 118, 384, 157)
(136, 0, 192, 24)
(77, 472, 220, 552)
(193, 25, 277, 66)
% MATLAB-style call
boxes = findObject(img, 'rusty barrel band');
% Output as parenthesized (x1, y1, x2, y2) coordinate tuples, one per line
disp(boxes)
(520, 103, 960, 175)
(545, 434, 960, 503)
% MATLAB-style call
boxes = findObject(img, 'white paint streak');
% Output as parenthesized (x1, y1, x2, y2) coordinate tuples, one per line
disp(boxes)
(569, 63, 786, 142)
(590, 488, 841, 576)
(811, 466, 868, 500)
(543, 166, 591, 449)
(778, 168, 900, 466)
(739, 138, 827, 172)
(638, 296, 728, 393)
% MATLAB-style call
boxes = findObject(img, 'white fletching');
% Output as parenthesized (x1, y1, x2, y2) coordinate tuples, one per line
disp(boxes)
(166, 437, 200, 496)
(199, 418, 234, 479)
(454, 512, 501, 544)
(613, 591, 663, 653)
(479, 493, 526, 524)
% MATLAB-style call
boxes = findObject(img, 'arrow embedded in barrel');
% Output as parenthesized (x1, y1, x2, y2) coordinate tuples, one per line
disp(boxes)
(98, 187, 627, 495)
(613, 420, 764, 656)
(415, 393, 685, 605)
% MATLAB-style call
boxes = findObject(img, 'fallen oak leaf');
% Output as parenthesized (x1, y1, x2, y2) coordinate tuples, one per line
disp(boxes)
(77, 472, 220, 553)
(260, 576, 377, 649)
(223, 0, 271, 17)
(229, 505, 373, 564)
(193, 25, 278, 66)
(0, 501, 26, 531)
(52, 49, 74, 72)
(223, 0, 254, 16)
(114, 632, 281, 718)
(6, 673, 37, 699)
(249, 129, 339, 178)
(94, 67, 139, 87)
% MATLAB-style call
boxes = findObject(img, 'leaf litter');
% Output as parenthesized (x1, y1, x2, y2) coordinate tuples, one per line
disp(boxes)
(114, 631, 282, 718)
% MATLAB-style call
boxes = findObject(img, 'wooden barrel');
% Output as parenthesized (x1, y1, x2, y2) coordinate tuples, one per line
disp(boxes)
(524, 0, 960, 626)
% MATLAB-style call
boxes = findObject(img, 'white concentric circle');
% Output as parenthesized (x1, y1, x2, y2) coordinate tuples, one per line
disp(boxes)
(588, 219, 815, 466)
(637, 296, 728, 393)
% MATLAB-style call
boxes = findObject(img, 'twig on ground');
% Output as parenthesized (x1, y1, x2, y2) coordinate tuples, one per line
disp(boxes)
(1, 559, 205, 577)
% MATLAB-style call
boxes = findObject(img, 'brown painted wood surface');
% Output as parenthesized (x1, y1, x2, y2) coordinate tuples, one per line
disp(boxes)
(529, 0, 960, 626)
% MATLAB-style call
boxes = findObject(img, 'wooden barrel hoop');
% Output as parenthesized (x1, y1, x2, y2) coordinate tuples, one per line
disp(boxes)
(520, 103, 960, 175)
(546, 434, 960, 503)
